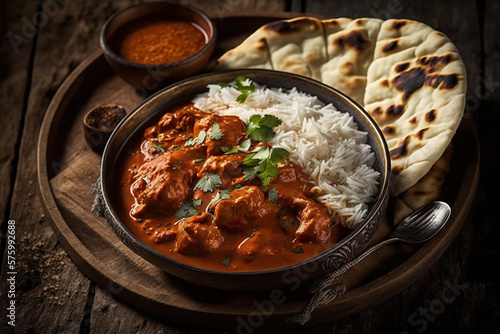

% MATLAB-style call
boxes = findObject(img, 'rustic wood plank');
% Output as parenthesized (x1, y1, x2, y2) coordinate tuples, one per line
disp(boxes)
(180, 0, 286, 17)
(4, 0, 141, 332)
(0, 0, 37, 264)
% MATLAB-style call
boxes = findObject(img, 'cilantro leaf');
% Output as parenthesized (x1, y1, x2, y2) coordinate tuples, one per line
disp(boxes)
(208, 122, 224, 140)
(222, 255, 231, 267)
(268, 187, 278, 204)
(292, 246, 304, 254)
(194, 173, 222, 193)
(221, 146, 239, 155)
(260, 114, 282, 128)
(218, 76, 256, 103)
(198, 130, 207, 144)
(239, 138, 252, 152)
(243, 147, 289, 186)
(184, 137, 197, 147)
(246, 114, 282, 142)
(151, 144, 165, 153)
(270, 147, 289, 164)
(207, 188, 233, 210)
(234, 76, 256, 103)
(174, 198, 202, 219)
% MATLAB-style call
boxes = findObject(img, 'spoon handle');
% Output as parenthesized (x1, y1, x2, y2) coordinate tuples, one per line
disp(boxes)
(327, 236, 400, 279)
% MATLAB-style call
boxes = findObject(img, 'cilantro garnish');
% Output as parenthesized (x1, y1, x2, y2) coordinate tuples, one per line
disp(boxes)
(198, 130, 207, 144)
(194, 173, 222, 193)
(208, 122, 224, 140)
(220, 146, 239, 155)
(222, 255, 231, 267)
(234, 76, 256, 103)
(151, 144, 165, 153)
(207, 187, 233, 210)
(184, 137, 197, 147)
(268, 187, 278, 204)
(243, 146, 289, 186)
(292, 246, 304, 254)
(239, 138, 251, 151)
(281, 217, 298, 232)
(245, 114, 282, 142)
(219, 76, 256, 103)
(174, 198, 202, 219)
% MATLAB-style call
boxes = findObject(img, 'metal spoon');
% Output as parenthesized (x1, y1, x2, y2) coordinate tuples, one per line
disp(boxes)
(327, 201, 452, 278)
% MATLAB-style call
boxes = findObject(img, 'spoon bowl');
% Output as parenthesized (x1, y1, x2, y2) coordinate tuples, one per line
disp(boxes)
(392, 201, 452, 244)
(325, 201, 452, 278)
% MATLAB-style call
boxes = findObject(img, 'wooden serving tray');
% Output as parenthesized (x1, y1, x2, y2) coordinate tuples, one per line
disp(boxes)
(37, 14, 479, 330)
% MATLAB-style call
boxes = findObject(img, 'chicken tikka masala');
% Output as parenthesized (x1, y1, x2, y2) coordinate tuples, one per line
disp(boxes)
(113, 102, 348, 271)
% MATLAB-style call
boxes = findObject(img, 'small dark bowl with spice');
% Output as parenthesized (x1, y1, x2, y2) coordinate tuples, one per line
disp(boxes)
(100, 2, 216, 90)
(83, 104, 126, 153)
(99, 69, 391, 291)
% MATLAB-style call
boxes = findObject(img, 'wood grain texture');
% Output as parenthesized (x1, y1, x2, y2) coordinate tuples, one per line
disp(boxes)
(0, 0, 37, 265)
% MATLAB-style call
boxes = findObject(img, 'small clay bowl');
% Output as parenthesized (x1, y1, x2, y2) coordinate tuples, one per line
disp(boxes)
(83, 104, 126, 154)
(100, 2, 216, 91)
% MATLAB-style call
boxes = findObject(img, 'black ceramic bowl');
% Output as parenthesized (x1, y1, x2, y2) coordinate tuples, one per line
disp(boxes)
(100, 2, 216, 89)
(100, 69, 390, 291)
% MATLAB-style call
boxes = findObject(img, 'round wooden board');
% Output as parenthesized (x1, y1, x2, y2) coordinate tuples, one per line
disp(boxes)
(37, 14, 480, 331)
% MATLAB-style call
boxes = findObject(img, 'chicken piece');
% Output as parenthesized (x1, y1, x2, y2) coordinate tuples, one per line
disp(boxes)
(153, 229, 176, 244)
(212, 186, 278, 232)
(176, 212, 222, 256)
(198, 153, 246, 178)
(294, 199, 332, 243)
(130, 149, 197, 218)
(193, 114, 245, 155)
(143, 108, 197, 140)
(273, 184, 332, 243)
(237, 232, 280, 263)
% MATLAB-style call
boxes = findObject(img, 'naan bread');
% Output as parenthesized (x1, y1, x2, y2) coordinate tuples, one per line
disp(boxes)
(391, 143, 453, 224)
(364, 19, 466, 195)
(216, 16, 465, 209)
(321, 18, 382, 105)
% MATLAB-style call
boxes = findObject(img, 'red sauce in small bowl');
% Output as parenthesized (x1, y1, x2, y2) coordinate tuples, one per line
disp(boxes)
(112, 17, 207, 65)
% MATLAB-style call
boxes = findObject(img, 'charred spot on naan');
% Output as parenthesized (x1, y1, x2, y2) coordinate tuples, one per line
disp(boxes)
(382, 125, 396, 135)
(392, 165, 404, 175)
(418, 54, 453, 72)
(425, 109, 437, 123)
(390, 135, 411, 159)
(391, 55, 460, 101)
(415, 127, 429, 140)
(425, 73, 459, 89)
(382, 39, 399, 53)
(390, 20, 408, 30)
(264, 18, 322, 34)
(409, 116, 417, 124)
(395, 62, 410, 73)
(334, 30, 370, 51)
(369, 104, 404, 120)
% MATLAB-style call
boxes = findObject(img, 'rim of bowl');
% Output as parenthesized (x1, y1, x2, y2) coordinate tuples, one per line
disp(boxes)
(99, 1, 217, 71)
(101, 69, 391, 278)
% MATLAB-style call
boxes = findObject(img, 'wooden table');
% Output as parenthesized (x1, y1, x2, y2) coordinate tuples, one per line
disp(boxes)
(1, 0, 498, 333)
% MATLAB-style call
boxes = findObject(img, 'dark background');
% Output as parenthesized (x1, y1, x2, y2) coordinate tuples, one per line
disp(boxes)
(1, 0, 498, 333)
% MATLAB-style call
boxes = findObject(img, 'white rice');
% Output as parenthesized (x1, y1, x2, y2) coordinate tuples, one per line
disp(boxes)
(192, 78, 380, 228)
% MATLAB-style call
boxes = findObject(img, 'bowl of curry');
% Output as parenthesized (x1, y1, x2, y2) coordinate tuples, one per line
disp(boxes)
(100, 2, 216, 89)
(100, 69, 390, 290)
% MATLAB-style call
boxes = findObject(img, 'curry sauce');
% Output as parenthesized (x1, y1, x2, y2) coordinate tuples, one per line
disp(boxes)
(113, 103, 348, 272)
